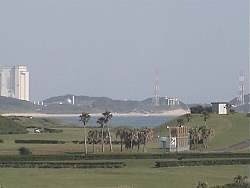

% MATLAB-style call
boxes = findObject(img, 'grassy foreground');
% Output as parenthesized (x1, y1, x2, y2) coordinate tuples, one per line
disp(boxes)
(0, 160, 247, 188)
(0, 113, 248, 187)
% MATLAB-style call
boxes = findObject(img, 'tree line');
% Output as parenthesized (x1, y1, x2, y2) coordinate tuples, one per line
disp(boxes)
(79, 111, 153, 154)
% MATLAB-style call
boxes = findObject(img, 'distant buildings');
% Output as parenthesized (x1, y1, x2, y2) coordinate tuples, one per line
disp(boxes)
(0, 65, 29, 101)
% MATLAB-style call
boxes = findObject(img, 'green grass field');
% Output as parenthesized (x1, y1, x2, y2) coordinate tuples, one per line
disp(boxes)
(0, 162, 247, 188)
(0, 113, 248, 187)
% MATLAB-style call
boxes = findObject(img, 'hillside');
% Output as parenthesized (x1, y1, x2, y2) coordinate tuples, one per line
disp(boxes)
(0, 96, 37, 113)
(0, 116, 28, 134)
(229, 93, 249, 113)
(42, 94, 188, 113)
(152, 113, 249, 151)
(8, 116, 78, 128)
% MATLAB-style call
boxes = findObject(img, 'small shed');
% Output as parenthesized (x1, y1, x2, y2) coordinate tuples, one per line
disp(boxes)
(211, 102, 228, 114)
(158, 137, 170, 149)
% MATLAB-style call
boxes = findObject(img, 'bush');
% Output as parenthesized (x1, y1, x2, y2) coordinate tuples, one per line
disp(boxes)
(18, 147, 32, 156)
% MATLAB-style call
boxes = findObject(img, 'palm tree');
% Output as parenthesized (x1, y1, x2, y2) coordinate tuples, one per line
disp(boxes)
(189, 126, 201, 150)
(199, 126, 215, 149)
(79, 112, 91, 154)
(177, 118, 185, 127)
(138, 127, 153, 152)
(124, 128, 137, 152)
(102, 111, 113, 152)
(185, 113, 193, 123)
(97, 116, 106, 152)
(116, 128, 126, 152)
(87, 130, 100, 153)
(201, 111, 210, 125)
(234, 175, 249, 185)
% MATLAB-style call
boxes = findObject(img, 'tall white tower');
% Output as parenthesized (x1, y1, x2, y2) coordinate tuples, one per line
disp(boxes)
(236, 70, 244, 106)
(0, 65, 29, 101)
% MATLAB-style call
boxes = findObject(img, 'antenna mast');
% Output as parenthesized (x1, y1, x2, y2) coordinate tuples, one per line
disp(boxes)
(236, 70, 244, 106)
(151, 70, 160, 106)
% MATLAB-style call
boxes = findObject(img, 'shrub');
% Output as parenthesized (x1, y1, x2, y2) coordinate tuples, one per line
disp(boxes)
(18, 147, 32, 156)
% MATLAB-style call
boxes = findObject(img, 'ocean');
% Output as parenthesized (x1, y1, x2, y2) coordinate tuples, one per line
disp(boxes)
(56, 115, 177, 128)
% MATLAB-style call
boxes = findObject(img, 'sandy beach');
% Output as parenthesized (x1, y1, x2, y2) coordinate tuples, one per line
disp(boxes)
(1, 109, 189, 117)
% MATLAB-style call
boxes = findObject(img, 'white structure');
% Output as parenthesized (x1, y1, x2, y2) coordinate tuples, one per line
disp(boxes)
(165, 97, 180, 106)
(158, 137, 170, 149)
(0, 65, 29, 101)
(211, 102, 228, 115)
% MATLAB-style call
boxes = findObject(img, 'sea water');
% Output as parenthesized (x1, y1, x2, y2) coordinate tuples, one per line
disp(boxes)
(56, 115, 177, 128)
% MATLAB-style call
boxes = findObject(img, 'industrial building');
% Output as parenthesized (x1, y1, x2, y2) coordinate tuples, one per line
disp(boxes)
(0, 65, 29, 101)
(211, 102, 228, 115)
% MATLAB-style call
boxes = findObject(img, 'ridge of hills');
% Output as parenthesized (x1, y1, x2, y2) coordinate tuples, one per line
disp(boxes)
(0, 95, 188, 114)
(0, 93, 249, 114)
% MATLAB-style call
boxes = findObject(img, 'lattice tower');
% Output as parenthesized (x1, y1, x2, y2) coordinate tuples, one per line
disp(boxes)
(236, 70, 244, 106)
(151, 70, 160, 106)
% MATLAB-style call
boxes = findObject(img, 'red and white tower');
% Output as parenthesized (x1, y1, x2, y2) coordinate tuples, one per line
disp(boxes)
(236, 70, 244, 106)
(151, 70, 160, 106)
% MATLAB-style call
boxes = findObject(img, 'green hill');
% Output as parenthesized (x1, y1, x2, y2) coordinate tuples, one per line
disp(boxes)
(0, 116, 28, 134)
(153, 113, 249, 151)
(0, 96, 37, 113)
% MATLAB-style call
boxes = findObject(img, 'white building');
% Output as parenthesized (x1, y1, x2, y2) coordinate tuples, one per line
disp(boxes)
(0, 65, 29, 101)
(165, 97, 180, 106)
(211, 102, 228, 115)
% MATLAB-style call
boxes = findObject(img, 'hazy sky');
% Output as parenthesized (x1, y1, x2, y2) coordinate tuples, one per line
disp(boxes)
(0, 1, 248, 104)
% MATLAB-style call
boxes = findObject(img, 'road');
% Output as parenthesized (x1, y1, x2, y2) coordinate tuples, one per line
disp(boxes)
(218, 140, 249, 152)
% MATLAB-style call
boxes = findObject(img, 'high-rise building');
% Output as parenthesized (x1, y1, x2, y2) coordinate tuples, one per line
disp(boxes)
(0, 65, 29, 101)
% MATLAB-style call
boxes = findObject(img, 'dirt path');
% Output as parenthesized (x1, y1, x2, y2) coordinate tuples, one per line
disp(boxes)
(218, 140, 249, 151)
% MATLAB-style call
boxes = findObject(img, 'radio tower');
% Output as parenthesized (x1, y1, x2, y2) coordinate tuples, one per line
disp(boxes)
(151, 70, 160, 106)
(236, 70, 244, 106)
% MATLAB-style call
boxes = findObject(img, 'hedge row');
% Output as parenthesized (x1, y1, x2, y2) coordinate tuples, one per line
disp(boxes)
(155, 158, 250, 168)
(0, 162, 125, 169)
(15, 140, 66, 144)
(43, 128, 63, 133)
(0, 152, 249, 162)
(73, 152, 250, 160)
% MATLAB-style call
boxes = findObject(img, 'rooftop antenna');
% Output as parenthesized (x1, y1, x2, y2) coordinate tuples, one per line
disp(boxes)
(151, 70, 160, 106)
(236, 70, 244, 106)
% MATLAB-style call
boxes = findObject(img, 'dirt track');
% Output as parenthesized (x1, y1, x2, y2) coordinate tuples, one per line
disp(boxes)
(218, 140, 249, 151)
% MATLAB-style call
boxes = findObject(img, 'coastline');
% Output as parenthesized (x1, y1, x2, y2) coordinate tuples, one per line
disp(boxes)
(1, 109, 189, 117)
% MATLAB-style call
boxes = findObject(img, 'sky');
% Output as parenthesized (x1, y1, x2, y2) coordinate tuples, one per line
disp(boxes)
(0, 0, 248, 104)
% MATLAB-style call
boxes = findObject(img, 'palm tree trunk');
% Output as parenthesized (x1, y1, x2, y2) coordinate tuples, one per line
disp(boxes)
(107, 126, 113, 152)
(84, 125, 87, 154)
(93, 142, 95, 153)
(120, 138, 123, 152)
(130, 139, 133, 152)
(143, 138, 147, 152)
(137, 143, 140, 152)
(101, 126, 104, 152)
